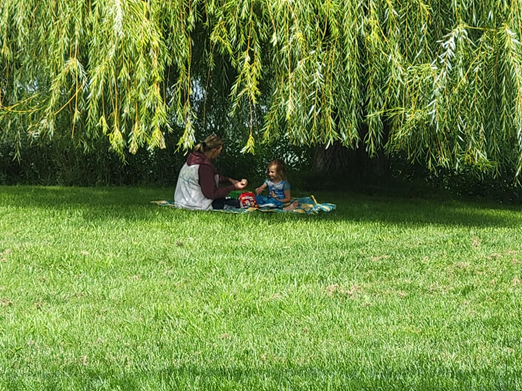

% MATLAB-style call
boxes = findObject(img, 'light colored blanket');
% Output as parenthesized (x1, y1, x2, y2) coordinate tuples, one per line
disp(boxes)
(151, 196, 336, 214)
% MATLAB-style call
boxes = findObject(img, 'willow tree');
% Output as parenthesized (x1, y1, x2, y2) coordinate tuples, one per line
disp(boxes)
(1, 1, 522, 176)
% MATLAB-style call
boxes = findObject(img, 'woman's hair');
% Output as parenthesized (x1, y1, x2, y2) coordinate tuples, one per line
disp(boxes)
(267, 159, 286, 180)
(194, 134, 223, 153)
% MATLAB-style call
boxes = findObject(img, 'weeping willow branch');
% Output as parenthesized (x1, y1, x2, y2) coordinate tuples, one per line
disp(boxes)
(0, 0, 521, 176)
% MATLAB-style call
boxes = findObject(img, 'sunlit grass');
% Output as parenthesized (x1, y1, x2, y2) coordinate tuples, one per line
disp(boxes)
(0, 186, 521, 390)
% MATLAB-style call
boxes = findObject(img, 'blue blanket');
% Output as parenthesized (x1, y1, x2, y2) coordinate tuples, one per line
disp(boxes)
(151, 196, 336, 214)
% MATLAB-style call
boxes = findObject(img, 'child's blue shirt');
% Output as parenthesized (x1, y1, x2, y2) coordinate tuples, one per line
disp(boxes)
(265, 179, 291, 200)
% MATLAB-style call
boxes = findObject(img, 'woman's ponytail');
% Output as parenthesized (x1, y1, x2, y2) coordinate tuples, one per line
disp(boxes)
(194, 142, 206, 153)
(194, 135, 222, 153)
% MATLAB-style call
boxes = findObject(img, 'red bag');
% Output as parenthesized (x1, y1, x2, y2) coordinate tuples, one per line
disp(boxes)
(238, 192, 258, 208)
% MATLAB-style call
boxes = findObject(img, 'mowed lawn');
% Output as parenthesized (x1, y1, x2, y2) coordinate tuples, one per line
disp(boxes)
(0, 186, 521, 390)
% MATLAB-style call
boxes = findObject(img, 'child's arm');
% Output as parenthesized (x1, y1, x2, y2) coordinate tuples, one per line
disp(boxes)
(274, 189, 292, 203)
(273, 181, 292, 203)
(255, 183, 267, 195)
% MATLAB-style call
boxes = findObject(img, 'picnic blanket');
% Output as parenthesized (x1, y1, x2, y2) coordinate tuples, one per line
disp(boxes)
(151, 195, 335, 215)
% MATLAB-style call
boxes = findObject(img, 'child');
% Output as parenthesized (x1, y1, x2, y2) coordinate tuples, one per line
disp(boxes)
(255, 159, 298, 210)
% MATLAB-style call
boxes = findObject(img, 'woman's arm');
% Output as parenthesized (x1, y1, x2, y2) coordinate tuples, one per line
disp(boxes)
(199, 165, 235, 199)
(221, 176, 247, 188)
(218, 174, 234, 184)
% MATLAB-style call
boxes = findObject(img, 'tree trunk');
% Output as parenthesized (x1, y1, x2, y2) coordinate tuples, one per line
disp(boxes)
(312, 142, 389, 188)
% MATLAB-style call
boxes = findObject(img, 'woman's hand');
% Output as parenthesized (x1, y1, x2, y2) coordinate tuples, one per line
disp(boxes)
(235, 179, 248, 190)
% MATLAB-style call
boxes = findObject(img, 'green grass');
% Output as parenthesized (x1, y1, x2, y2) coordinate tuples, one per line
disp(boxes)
(1, 186, 521, 390)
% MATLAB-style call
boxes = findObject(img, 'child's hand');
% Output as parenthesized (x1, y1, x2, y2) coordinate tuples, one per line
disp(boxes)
(270, 191, 277, 199)
(255, 187, 262, 195)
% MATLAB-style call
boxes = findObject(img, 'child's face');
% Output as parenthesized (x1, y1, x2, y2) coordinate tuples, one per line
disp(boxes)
(268, 165, 280, 181)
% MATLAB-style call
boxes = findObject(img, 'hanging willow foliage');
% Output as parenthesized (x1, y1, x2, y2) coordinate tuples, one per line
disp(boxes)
(1, 0, 522, 175)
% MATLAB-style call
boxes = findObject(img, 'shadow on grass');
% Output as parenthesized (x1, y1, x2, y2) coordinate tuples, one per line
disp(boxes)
(0, 185, 161, 223)
(308, 191, 522, 228)
(250, 191, 522, 229)
(1, 186, 521, 228)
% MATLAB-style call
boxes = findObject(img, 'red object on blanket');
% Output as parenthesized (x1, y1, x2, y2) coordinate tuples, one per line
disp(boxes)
(238, 192, 258, 208)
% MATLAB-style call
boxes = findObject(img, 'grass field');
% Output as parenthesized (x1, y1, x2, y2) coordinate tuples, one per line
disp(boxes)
(0, 186, 521, 390)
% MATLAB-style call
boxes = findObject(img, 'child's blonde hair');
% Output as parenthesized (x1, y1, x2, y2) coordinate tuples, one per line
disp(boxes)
(268, 159, 286, 180)
(194, 134, 223, 153)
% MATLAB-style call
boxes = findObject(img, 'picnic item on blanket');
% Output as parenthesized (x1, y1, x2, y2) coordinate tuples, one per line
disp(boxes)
(151, 195, 335, 214)
(291, 196, 335, 214)
(229, 190, 242, 199)
(238, 192, 258, 208)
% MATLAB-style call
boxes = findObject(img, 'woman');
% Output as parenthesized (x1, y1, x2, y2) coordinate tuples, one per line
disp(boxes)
(174, 134, 247, 210)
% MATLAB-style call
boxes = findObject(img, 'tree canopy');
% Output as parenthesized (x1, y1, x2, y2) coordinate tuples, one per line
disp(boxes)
(1, 1, 522, 176)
